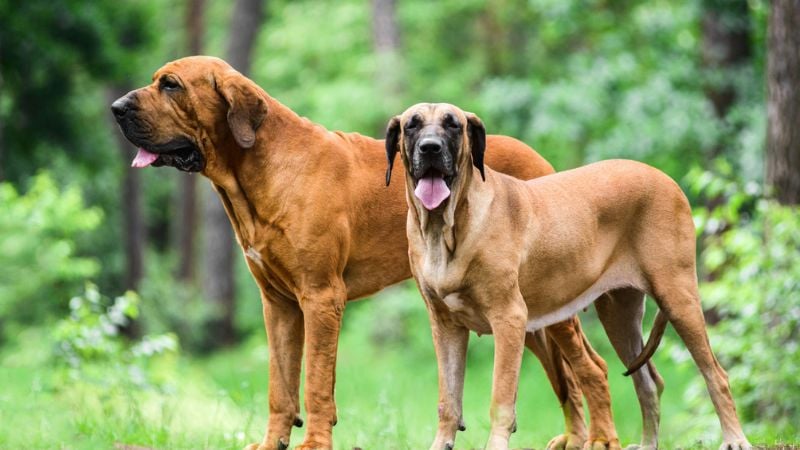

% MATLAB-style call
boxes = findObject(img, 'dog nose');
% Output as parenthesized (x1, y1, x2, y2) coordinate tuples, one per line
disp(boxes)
(111, 97, 130, 118)
(418, 138, 442, 154)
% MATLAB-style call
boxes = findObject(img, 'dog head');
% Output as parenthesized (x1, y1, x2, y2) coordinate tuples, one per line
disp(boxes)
(384, 103, 485, 211)
(110, 56, 266, 173)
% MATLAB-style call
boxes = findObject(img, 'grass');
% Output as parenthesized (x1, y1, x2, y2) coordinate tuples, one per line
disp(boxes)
(1, 287, 797, 449)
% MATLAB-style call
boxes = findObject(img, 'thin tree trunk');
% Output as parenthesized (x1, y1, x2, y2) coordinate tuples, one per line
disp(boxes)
(698, 1, 753, 309)
(200, 0, 266, 348)
(371, 0, 401, 69)
(767, 0, 800, 205)
(176, 0, 206, 282)
(0, 72, 4, 181)
(108, 85, 145, 338)
(701, 0, 751, 119)
(226, 0, 265, 72)
(371, 0, 403, 131)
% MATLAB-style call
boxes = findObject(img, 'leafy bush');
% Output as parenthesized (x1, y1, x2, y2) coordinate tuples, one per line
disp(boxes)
(53, 282, 178, 389)
(672, 164, 800, 438)
(0, 172, 101, 336)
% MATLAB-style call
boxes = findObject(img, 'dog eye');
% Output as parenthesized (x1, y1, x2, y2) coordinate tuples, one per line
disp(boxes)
(443, 115, 460, 130)
(405, 119, 419, 130)
(160, 77, 181, 91)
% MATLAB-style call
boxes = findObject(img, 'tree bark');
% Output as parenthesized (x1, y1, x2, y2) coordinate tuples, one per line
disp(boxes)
(767, 0, 800, 205)
(0, 71, 4, 181)
(701, 0, 751, 117)
(176, 0, 206, 283)
(200, 0, 266, 348)
(108, 85, 145, 338)
(371, 0, 403, 126)
(226, 0, 265, 72)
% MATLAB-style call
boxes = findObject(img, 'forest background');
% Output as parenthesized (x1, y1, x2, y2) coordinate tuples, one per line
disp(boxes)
(1, 0, 799, 448)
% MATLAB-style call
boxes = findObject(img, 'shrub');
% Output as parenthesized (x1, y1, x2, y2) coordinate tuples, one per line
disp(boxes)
(53, 282, 179, 389)
(0, 172, 101, 337)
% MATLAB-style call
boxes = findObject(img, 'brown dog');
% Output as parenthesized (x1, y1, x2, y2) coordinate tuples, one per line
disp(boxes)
(110, 56, 604, 450)
(385, 103, 752, 450)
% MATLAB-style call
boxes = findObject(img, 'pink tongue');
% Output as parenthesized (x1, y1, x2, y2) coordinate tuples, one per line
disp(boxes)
(131, 148, 159, 168)
(414, 175, 451, 210)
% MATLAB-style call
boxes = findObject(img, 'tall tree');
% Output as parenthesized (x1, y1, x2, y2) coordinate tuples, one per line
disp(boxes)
(371, 0, 403, 126)
(108, 87, 145, 293)
(0, 72, 4, 181)
(176, 0, 206, 282)
(201, 0, 266, 347)
(701, 0, 752, 123)
(767, 0, 800, 205)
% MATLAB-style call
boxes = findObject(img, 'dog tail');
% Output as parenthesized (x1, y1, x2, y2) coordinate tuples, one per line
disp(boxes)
(623, 310, 669, 376)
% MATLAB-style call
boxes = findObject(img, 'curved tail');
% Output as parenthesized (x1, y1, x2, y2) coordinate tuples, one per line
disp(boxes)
(623, 310, 669, 376)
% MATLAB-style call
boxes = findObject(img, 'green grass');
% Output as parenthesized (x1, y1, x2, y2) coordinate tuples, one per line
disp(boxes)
(1, 292, 796, 449)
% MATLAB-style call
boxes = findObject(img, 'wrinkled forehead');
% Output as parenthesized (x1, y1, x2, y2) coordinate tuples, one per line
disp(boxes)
(151, 56, 229, 84)
(400, 103, 465, 125)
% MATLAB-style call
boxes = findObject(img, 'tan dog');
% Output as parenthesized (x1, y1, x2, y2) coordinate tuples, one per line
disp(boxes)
(110, 56, 606, 450)
(385, 103, 753, 450)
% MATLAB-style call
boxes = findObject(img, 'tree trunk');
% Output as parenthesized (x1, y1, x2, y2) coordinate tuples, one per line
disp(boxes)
(0, 72, 4, 181)
(200, 0, 266, 348)
(108, 85, 145, 338)
(176, 0, 206, 283)
(767, 0, 800, 205)
(701, 0, 751, 118)
(226, 0, 265, 72)
(371, 0, 403, 129)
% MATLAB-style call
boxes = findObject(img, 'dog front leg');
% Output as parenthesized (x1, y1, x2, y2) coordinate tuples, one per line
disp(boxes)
(248, 295, 305, 450)
(296, 282, 347, 450)
(426, 302, 469, 450)
(485, 299, 528, 450)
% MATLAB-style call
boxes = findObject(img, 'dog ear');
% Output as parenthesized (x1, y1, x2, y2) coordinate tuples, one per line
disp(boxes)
(384, 116, 401, 186)
(218, 74, 267, 149)
(466, 112, 486, 181)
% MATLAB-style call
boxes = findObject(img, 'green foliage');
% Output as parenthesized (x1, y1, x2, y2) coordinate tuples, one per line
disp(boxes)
(673, 165, 800, 438)
(0, 0, 164, 181)
(136, 252, 216, 352)
(0, 173, 101, 330)
(53, 283, 179, 389)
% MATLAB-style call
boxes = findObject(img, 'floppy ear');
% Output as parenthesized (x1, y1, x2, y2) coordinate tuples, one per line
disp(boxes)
(217, 74, 267, 149)
(466, 112, 486, 181)
(384, 116, 401, 186)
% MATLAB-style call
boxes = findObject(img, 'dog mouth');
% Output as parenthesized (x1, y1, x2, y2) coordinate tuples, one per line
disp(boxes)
(414, 169, 453, 211)
(130, 139, 205, 173)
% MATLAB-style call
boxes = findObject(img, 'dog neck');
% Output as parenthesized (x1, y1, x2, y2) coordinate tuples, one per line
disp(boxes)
(201, 92, 334, 247)
(409, 166, 489, 258)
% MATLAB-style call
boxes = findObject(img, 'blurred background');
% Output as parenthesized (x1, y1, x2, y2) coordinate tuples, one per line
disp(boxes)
(1, 0, 798, 448)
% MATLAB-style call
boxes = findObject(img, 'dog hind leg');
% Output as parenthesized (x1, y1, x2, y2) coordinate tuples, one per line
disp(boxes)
(648, 275, 751, 450)
(595, 289, 662, 450)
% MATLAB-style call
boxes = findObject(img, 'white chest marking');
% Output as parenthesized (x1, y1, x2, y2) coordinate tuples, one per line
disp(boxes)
(442, 293, 465, 312)
(245, 246, 265, 269)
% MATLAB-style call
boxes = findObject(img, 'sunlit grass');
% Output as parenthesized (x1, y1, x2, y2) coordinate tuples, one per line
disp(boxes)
(1, 292, 794, 449)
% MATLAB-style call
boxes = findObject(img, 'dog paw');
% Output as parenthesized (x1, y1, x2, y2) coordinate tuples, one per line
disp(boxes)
(294, 441, 333, 450)
(718, 441, 752, 450)
(243, 438, 289, 450)
(428, 438, 455, 450)
(583, 438, 622, 450)
(546, 433, 584, 450)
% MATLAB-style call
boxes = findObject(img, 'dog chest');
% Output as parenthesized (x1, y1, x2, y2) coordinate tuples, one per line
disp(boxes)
(440, 293, 492, 334)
